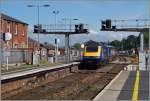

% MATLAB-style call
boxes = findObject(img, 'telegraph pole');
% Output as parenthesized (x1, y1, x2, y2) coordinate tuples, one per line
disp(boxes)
(27, 4, 50, 65)
(53, 10, 59, 63)
(148, 1, 150, 70)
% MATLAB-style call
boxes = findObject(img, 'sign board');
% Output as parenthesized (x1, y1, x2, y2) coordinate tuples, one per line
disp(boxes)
(3, 32, 12, 41)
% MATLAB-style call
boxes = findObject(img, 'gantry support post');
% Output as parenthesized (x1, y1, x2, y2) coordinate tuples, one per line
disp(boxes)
(65, 34, 70, 63)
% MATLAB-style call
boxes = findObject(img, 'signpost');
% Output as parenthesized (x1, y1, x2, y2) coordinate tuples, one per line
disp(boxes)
(3, 32, 12, 70)
(54, 38, 60, 62)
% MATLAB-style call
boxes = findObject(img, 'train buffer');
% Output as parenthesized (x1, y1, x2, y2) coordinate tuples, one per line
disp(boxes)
(93, 65, 149, 101)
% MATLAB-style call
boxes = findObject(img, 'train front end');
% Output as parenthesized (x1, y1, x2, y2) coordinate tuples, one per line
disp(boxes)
(80, 41, 103, 68)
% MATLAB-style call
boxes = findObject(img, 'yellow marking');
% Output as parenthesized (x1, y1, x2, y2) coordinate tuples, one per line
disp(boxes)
(132, 70, 140, 101)
(84, 46, 101, 57)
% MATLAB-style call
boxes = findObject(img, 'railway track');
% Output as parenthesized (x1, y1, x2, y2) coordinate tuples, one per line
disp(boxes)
(3, 63, 127, 100)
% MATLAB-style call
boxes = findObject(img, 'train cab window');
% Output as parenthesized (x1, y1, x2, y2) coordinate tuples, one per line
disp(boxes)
(103, 47, 107, 57)
(86, 46, 98, 52)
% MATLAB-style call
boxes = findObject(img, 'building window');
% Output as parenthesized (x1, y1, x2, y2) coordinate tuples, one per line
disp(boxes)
(7, 21, 11, 32)
(15, 24, 18, 35)
(21, 42, 25, 48)
(22, 25, 25, 36)
(14, 44, 18, 48)
(22, 29, 25, 36)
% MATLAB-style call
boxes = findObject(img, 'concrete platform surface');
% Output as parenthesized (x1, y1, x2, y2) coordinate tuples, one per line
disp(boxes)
(1, 62, 79, 80)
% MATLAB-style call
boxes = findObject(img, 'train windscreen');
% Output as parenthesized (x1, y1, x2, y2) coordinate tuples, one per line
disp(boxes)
(86, 46, 98, 52)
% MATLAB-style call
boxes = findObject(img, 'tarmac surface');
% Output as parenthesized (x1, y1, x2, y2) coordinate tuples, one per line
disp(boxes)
(93, 69, 149, 101)
(117, 71, 149, 100)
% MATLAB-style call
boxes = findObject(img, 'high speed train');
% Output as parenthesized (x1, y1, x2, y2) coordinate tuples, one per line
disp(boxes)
(80, 40, 115, 68)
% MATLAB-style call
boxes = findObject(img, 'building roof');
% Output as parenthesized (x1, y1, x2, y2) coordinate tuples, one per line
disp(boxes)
(84, 40, 102, 46)
(28, 37, 39, 44)
(2, 13, 28, 25)
(40, 43, 55, 50)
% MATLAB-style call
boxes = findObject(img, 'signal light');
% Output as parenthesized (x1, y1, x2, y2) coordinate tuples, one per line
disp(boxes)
(74, 24, 88, 33)
(84, 29, 88, 33)
(42, 29, 46, 33)
(101, 20, 106, 30)
(102, 21, 106, 25)
(34, 24, 42, 33)
(106, 19, 111, 29)
(34, 25, 38, 33)
(79, 24, 84, 32)
(112, 26, 116, 30)
(75, 25, 79, 32)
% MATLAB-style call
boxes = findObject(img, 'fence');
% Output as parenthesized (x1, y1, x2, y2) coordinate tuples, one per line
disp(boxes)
(1, 49, 32, 64)
(1, 49, 82, 65)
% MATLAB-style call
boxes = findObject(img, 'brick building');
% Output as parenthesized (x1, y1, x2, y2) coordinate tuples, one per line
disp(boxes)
(1, 13, 28, 48)
(28, 37, 39, 51)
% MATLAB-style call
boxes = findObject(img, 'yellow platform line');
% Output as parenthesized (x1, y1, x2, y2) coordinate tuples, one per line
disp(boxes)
(132, 70, 140, 101)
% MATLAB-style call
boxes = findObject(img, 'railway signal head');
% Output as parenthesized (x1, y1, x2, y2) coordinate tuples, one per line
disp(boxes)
(34, 24, 42, 33)
(101, 20, 106, 30)
(75, 24, 79, 32)
(101, 19, 112, 30)
(75, 24, 88, 33)
(106, 19, 111, 29)
(112, 25, 116, 30)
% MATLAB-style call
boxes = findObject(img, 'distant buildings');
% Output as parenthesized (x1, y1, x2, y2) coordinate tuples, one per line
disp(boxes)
(1, 13, 81, 64)
(28, 37, 39, 51)
(1, 13, 28, 48)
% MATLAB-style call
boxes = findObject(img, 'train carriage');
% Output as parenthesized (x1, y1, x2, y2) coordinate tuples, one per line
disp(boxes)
(80, 40, 113, 68)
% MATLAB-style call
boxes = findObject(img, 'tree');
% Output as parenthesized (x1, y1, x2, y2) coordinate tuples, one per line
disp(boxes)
(125, 35, 138, 50)
(73, 43, 81, 49)
(110, 35, 139, 51)
(110, 40, 121, 50)
(144, 32, 149, 47)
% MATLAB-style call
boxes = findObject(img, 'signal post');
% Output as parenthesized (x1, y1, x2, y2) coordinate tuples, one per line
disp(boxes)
(34, 23, 89, 63)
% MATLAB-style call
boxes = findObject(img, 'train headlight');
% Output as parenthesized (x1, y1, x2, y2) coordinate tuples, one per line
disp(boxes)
(81, 44, 84, 48)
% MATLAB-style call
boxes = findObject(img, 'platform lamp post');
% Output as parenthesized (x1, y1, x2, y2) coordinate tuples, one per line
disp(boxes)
(69, 19, 78, 61)
(27, 4, 50, 65)
(147, 0, 150, 71)
(148, 0, 150, 71)
(53, 10, 59, 63)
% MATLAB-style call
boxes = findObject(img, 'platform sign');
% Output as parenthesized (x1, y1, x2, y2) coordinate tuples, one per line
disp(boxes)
(3, 32, 12, 41)
(139, 52, 146, 70)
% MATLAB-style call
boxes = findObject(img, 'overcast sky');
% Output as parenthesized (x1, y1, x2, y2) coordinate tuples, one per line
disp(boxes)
(1, 0, 149, 46)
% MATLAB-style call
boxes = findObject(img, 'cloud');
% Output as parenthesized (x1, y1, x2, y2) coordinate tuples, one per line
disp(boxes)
(89, 29, 99, 35)
(28, 25, 33, 31)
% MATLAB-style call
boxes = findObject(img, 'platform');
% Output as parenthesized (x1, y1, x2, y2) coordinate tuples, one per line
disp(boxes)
(1, 62, 79, 81)
(93, 68, 149, 100)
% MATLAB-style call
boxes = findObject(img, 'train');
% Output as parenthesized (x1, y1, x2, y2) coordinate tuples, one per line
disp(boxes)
(79, 40, 116, 68)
